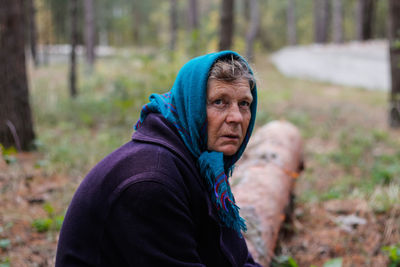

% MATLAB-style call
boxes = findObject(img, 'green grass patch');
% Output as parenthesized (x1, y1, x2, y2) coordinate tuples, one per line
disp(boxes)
(0, 257, 10, 267)
(272, 255, 343, 267)
(32, 203, 65, 233)
(330, 129, 374, 171)
(382, 243, 400, 267)
(0, 239, 10, 250)
(371, 153, 400, 186)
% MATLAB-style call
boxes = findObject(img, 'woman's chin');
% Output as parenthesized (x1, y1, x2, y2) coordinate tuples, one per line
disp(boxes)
(218, 145, 239, 156)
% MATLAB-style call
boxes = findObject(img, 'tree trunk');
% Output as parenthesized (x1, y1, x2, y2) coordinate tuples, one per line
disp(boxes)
(69, 0, 78, 98)
(132, 1, 141, 45)
(314, 0, 330, 43)
(287, 0, 297, 46)
(0, 0, 36, 150)
(43, 39, 49, 66)
(232, 121, 304, 266)
(187, 0, 199, 55)
(84, 0, 95, 71)
(42, 2, 51, 66)
(355, 0, 375, 41)
(169, 0, 178, 51)
(243, 0, 250, 22)
(242, 0, 250, 45)
(388, 0, 400, 128)
(188, 0, 198, 31)
(332, 0, 343, 43)
(27, 0, 39, 66)
(245, 0, 259, 61)
(219, 0, 234, 51)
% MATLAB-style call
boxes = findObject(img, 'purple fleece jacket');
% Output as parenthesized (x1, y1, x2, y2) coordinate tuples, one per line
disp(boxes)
(55, 113, 262, 267)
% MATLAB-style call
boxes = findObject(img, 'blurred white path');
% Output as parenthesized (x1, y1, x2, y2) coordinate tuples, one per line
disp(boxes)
(270, 40, 390, 91)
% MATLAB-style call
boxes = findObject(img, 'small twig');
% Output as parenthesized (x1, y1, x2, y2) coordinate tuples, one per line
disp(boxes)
(6, 120, 22, 151)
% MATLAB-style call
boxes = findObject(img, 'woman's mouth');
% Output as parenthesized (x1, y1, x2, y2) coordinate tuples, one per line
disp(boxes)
(221, 134, 240, 140)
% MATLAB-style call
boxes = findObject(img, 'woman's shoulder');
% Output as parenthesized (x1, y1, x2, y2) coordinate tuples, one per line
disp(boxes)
(83, 140, 187, 189)
(83, 139, 201, 198)
(104, 140, 206, 211)
(66, 140, 196, 222)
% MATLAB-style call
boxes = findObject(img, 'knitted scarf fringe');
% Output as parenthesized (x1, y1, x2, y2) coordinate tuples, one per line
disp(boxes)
(198, 152, 247, 234)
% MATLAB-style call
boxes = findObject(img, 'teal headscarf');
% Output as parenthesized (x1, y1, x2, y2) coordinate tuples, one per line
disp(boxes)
(135, 51, 257, 234)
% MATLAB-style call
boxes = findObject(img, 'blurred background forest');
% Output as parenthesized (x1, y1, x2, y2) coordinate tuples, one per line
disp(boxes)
(1, 0, 400, 266)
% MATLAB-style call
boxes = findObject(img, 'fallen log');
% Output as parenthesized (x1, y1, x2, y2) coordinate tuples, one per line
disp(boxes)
(232, 120, 304, 266)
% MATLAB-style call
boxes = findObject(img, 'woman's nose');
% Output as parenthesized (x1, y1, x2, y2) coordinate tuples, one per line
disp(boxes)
(226, 104, 243, 123)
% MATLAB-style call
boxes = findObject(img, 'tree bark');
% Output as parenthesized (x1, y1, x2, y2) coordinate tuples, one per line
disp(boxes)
(132, 0, 141, 45)
(188, 0, 198, 31)
(388, 0, 400, 127)
(187, 0, 199, 55)
(0, 0, 36, 150)
(42, 0, 51, 66)
(232, 121, 304, 266)
(43, 38, 49, 66)
(169, 0, 178, 51)
(69, 0, 79, 98)
(314, 0, 330, 44)
(243, 0, 250, 22)
(287, 0, 297, 46)
(245, 0, 259, 61)
(84, 0, 95, 71)
(332, 0, 343, 43)
(219, 0, 234, 51)
(355, 0, 375, 41)
(27, 0, 39, 66)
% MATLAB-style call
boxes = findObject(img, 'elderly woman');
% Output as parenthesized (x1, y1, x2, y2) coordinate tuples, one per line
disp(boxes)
(56, 51, 261, 267)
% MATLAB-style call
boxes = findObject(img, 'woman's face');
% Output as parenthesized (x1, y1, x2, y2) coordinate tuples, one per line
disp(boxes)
(206, 79, 253, 156)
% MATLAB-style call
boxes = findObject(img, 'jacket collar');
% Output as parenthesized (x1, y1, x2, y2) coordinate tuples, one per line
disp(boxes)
(132, 113, 202, 186)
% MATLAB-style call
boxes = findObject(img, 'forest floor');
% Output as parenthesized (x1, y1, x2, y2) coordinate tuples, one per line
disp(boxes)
(1, 49, 400, 266)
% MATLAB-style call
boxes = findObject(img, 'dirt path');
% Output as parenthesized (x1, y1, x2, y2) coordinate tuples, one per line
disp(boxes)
(271, 40, 390, 91)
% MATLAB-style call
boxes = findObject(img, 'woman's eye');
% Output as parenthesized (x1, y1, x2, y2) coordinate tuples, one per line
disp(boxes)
(239, 101, 250, 108)
(214, 99, 223, 105)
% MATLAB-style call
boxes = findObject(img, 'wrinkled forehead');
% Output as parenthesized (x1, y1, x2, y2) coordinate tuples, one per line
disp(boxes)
(206, 78, 253, 99)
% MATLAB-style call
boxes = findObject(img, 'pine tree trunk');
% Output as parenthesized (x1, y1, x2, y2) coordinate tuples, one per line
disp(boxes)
(84, 0, 95, 71)
(132, 1, 141, 45)
(188, 0, 198, 31)
(27, 0, 39, 66)
(243, 0, 250, 22)
(245, 0, 259, 61)
(69, 0, 78, 98)
(314, 0, 330, 43)
(0, 0, 36, 150)
(187, 0, 199, 54)
(355, 0, 375, 41)
(169, 0, 178, 51)
(42, 0, 52, 66)
(43, 39, 49, 66)
(287, 0, 297, 46)
(332, 0, 343, 43)
(219, 0, 234, 51)
(388, 0, 400, 128)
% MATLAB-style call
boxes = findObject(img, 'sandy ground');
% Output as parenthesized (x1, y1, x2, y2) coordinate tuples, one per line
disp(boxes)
(270, 40, 390, 91)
